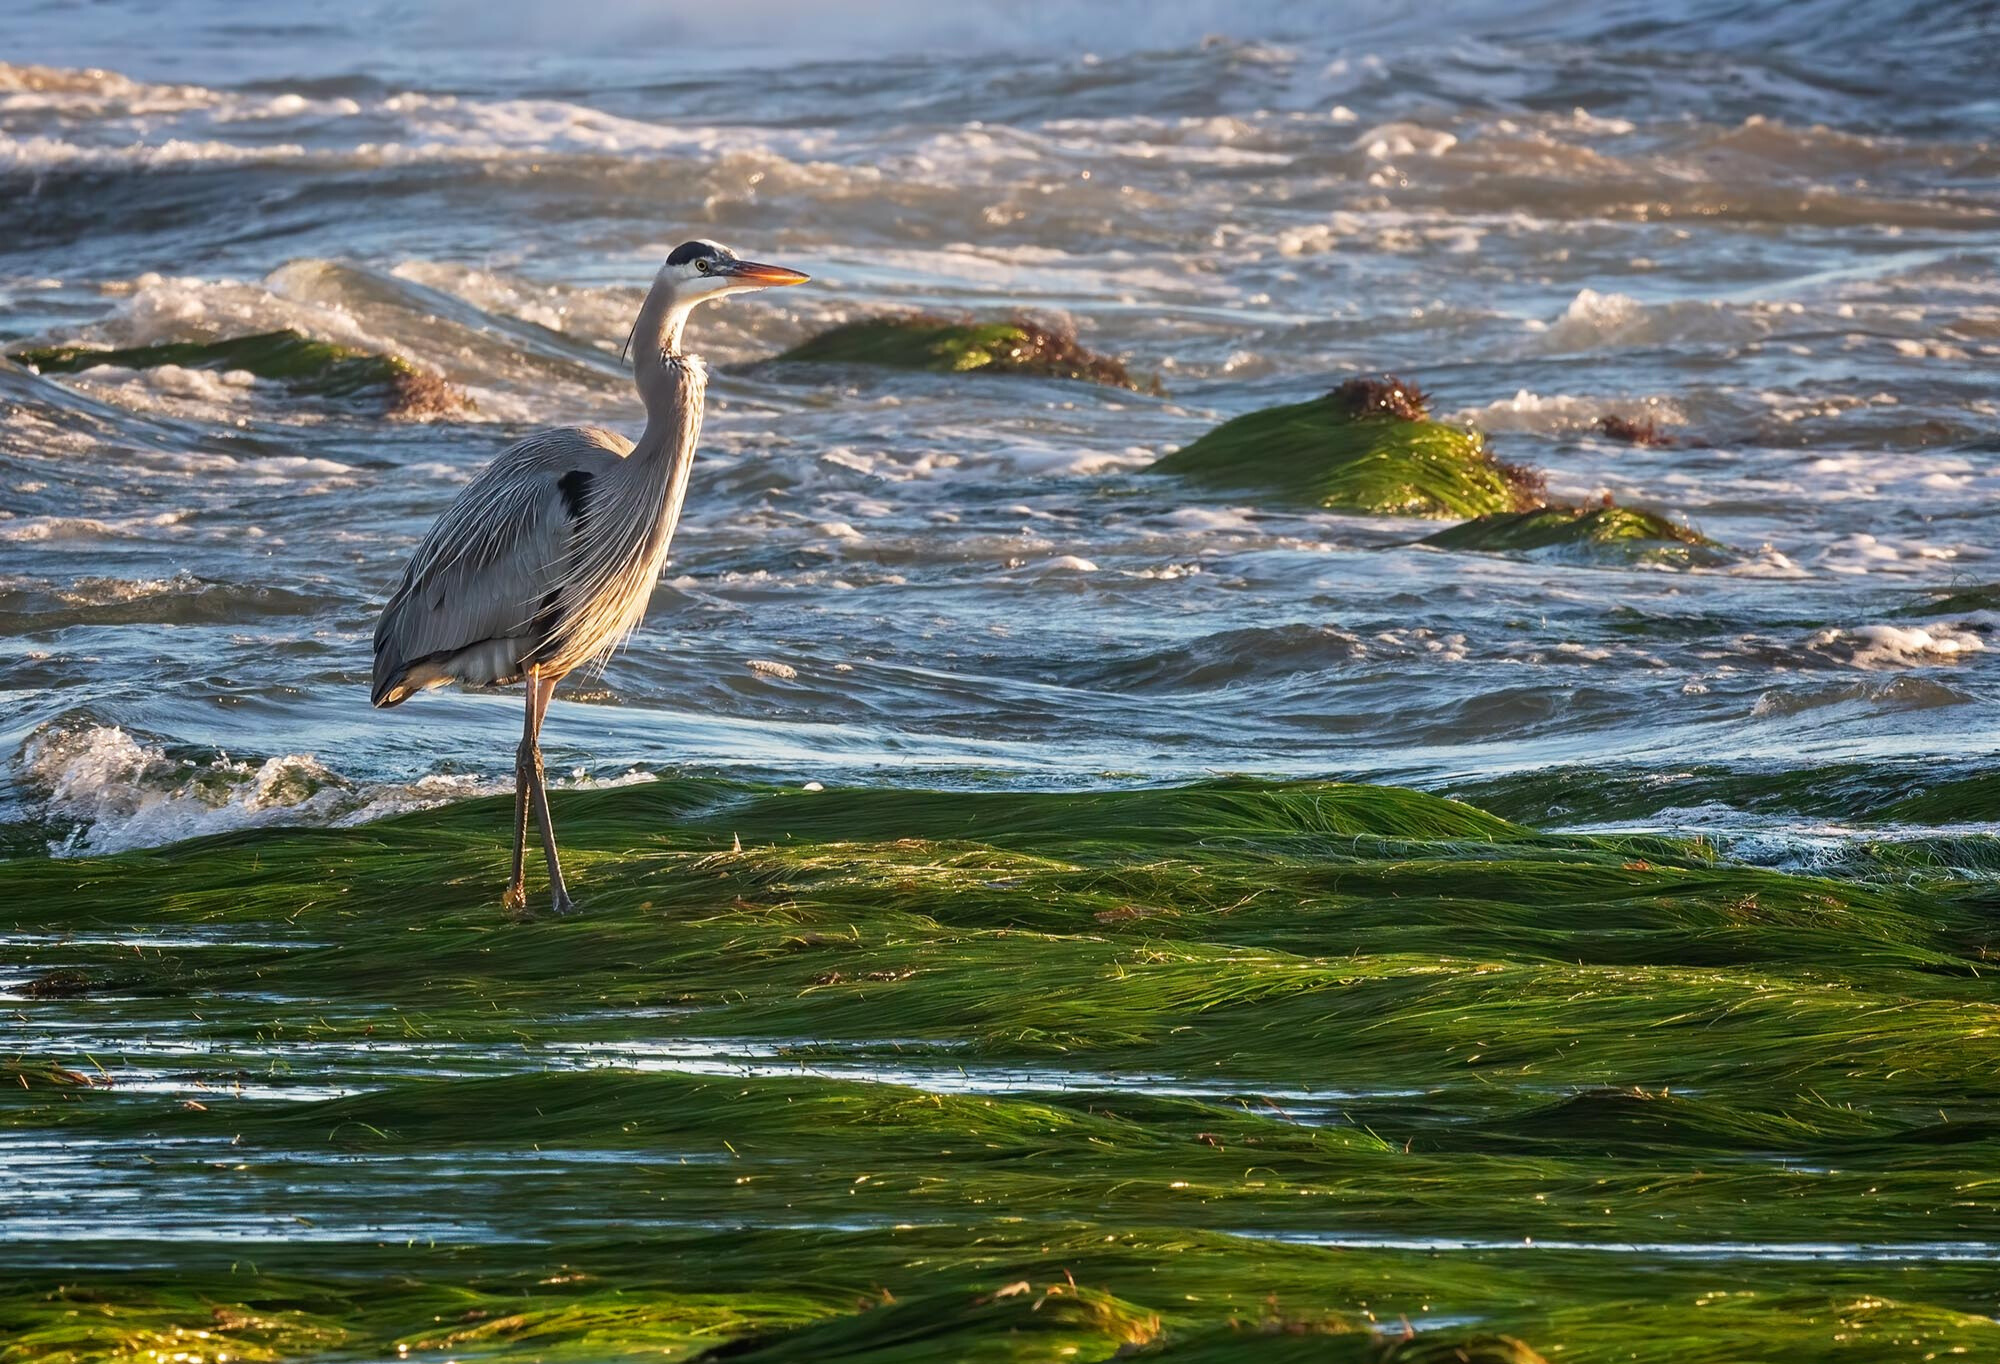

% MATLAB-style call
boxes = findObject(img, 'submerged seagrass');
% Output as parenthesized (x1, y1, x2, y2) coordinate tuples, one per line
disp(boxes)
(8, 329, 469, 417)
(1151, 376, 1541, 518)
(5, 776, 1999, 1362)
(774, 314, 1154, 391)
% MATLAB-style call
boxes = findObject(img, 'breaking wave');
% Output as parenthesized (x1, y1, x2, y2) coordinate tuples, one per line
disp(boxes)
(12, 724, 658, 857)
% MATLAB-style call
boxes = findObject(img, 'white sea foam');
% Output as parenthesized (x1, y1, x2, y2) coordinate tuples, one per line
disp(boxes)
(1259, 207, 1504, 258)
(1353, 122, 1459, 162)
(390, 260, 626, 336)
(1448, 390, 1686, 435)
(0, 62, 352, 120)
(23, 725, 367, 854)
(62, 362, 262, 419)
(0, 62, 822, 175)
(378, 92, 790, 158)
(0, 510, 190, 543)
(1727, 547, 1811, 580)
(1570, 804, 2000, 878)
(1812, 532, 1967, 577)
(996, 441, 1156, 478)
(1123, 562, 1203, 581)
(1805, 624, 1987, 669)
(1147, 507, 1263, 534)
(1374, 629, 1470, 663)
(16, 724, 656, 856)
(87, 263, 396, 354)
(45, 571, 204, 606)
(1536, 289, 1773, 352)
(0, 133, 308, 171)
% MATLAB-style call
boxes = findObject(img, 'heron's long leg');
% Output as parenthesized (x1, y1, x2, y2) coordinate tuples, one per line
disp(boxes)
(502, 682, 534, 914)
(526, 668, 574, 914)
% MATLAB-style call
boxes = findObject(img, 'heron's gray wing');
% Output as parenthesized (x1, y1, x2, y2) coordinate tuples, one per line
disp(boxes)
(371, 446, 583, 706)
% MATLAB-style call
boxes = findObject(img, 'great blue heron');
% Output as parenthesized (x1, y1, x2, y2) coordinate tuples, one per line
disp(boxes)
(371, 240, 809, 915)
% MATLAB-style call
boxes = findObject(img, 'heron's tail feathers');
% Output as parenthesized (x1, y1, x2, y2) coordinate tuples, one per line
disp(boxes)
(371, 652, 413, 708)
(373, 636, 525, 707)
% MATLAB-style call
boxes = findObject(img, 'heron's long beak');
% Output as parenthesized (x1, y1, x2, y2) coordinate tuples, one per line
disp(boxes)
(722, 260, 810, 287)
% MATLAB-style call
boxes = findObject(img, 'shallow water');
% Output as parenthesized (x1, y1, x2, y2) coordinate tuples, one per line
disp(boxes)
(2, 0, 1997, 861)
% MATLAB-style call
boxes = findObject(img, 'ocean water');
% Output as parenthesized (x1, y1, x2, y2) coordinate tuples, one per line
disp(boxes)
(2, 0, 1996, 856)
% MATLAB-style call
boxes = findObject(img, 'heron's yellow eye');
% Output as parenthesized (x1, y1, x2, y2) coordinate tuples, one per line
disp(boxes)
(695, 259, 712, 274)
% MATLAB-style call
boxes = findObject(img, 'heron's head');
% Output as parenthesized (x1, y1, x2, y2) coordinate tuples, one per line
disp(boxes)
(661, 239, 809, 303)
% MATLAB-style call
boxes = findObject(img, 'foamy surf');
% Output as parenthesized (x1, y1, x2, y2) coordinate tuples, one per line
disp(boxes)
(13, 724, 657, 857)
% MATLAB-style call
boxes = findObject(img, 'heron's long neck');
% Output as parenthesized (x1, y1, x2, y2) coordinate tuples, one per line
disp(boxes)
(611, 276, 707, 595)
(531, 279, 710, 676)
(630, 277, 705, 462)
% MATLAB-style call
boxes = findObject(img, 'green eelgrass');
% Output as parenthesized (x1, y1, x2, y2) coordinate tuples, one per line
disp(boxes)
(7, 330, 468, 416)
(1419, 504, 1732, 565)
(5, 777, 2000, 1363)
(1, 1058, 101, 1091)
(1150, 380, 1540, 519)
(774, 315, 1155, 392)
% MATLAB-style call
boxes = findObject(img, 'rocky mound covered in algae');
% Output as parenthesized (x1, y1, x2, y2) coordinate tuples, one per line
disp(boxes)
(1420, 502, 1732, 566)
(1152, 377, 1738, 563)
(1150, 376, 1542, 519)
(8, 329, 471, 419)
(775, 314, 1156, 392)
(6, 777, 2000, 1362)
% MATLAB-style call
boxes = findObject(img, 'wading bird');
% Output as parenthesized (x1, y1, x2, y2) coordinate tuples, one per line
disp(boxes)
(371, 241, 808, 915)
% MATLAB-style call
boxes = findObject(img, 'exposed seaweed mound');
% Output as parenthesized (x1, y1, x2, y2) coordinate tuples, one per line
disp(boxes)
(1152, 375, 1541, 518)
(5, 775, 2000, 1361)
(6, 775, 1999, 1361)
(9, 329, 472, 419)
(1420, 502, 1732, 565)
(775, 313, 1153, 391)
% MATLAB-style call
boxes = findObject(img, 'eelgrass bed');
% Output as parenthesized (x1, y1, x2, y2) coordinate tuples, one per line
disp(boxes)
(5, 777, 1999, 1362)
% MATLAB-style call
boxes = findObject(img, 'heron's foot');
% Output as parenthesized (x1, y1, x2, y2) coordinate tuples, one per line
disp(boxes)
(549, 891, 578, 917)
(501, 880, 529, 917)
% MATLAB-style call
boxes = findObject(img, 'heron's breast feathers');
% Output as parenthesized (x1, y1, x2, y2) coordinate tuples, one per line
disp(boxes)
(375, 384, 704, 695)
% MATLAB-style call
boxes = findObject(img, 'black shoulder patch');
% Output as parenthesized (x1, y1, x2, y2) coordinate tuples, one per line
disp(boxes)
(557, 469, 593, 520)
(526, 588, 564, 665)
(666, 240, 719, 266)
